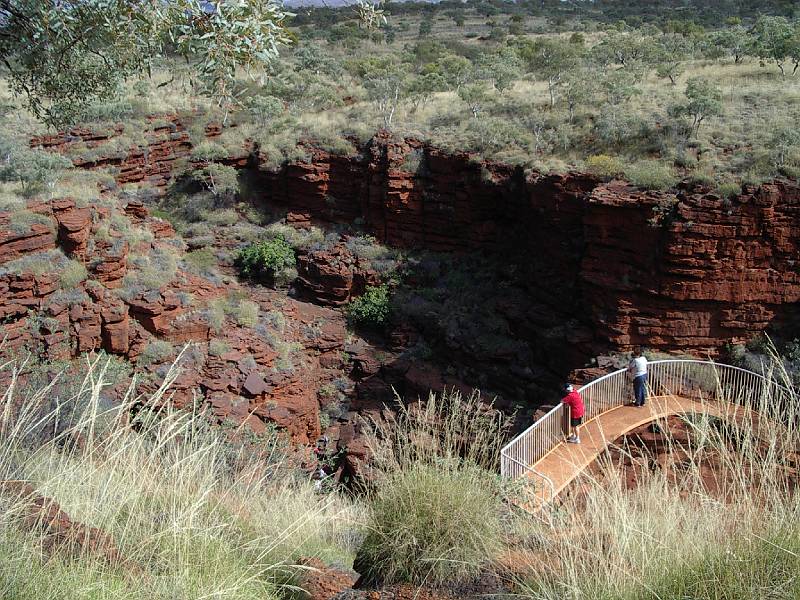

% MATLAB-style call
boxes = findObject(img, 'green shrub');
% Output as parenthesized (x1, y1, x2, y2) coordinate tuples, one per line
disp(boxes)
(346, 284, 391, 327)
(59, 260, 88, 289)
(234, 237, 296, 284)
(625, 161, 678, 191)
(716, 181, 741, 199)
(585, 154, 625, 178)
(190, 141, 229, 161)
(137, 340, 174, 366)
(356, 461, 503, 586)
(235, 300, 260, 327)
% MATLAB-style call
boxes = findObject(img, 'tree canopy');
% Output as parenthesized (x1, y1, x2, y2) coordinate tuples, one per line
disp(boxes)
(0, 0, 292, 127)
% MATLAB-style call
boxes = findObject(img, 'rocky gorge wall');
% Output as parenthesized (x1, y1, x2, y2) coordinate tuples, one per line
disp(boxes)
(0, 116, 794, 474)
(247, 134, 800, 363)
(26, 120, 800, 369)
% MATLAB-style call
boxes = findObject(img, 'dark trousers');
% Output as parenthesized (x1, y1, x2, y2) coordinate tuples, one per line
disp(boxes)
(633, 375, 647, 406)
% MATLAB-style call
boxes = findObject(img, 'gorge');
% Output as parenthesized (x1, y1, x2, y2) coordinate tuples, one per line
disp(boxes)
(3, 117, 798, 462)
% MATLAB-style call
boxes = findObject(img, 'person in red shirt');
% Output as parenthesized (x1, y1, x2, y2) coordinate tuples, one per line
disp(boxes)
(561, 384, 585, 444)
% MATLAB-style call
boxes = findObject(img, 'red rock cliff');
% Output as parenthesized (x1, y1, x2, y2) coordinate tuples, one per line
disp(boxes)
(248, 136, 798, 358)
(30, 124, 800, 360)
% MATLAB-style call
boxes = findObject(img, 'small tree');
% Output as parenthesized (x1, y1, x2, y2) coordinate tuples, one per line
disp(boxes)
(593, 29, 652, 72)
(653, 33, 695, 85)
(352, 56, 410, 127)
(407, 72, 447, 112)
(245, 95, 284, 129)
(561, 68, 598, 122)
(508, 20, 524, 36)
(709, 25, 751, 64)
(433, 54, 473, 90)
(0, 0, 293, 127)
(294, 44, 342, 77)
(476, 1, 498, 17)
(595, 69, 642, 146)
(363, 62, 409, 128)
(752, 16, 794, 76)
(790, 24, 800, 76)
(672, 78, 723, 136)
(295, 44, 323, 73)
(476, 48, 522, 94)
(600, 68, 641, 106)
(518, 38, 582, 107)
(418, 17, 433, 38)
(521, 115, 553, 154)
(458, 82, 490, 118)
(769, 126, 800, 174)
(328, 22, 369, 50)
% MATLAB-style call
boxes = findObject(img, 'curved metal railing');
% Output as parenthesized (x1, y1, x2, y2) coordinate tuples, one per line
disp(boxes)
(500, 360, 794, 495)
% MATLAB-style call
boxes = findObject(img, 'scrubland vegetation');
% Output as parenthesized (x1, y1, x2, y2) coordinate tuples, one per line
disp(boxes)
(0, 347, 797, 598)
(248, 3, 800, 188)
(1, 1, 799, 597)
(2, 1, 800, 200)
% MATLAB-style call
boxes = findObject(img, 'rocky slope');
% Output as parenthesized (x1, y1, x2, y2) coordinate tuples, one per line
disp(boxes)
(0, 197, 353, 446)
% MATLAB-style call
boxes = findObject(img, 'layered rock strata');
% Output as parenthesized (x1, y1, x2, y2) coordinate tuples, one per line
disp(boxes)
(32, 121, 800, 360)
